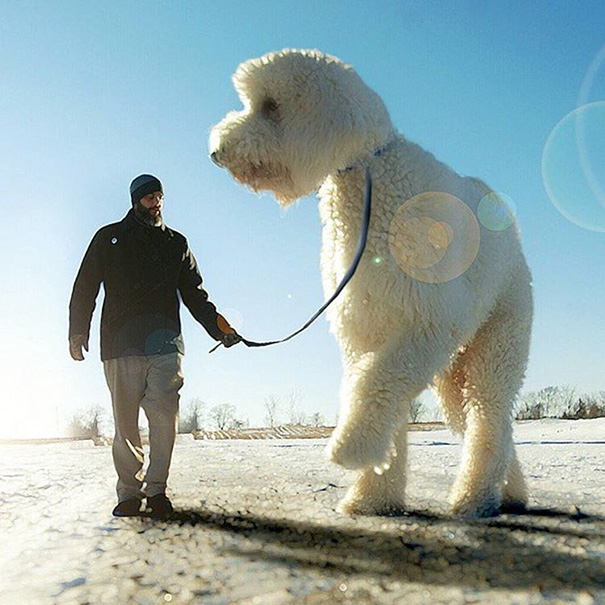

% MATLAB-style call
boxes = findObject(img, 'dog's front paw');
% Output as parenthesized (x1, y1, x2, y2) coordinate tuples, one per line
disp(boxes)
(338, 489, 406, 517)
(326, 425, 392, 470)
(450, 493, 501, 519)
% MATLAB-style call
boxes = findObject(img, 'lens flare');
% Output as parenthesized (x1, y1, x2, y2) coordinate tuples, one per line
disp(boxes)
(577, 43, 605, 108)
(542, 102, 605, 232)
(388, 191, 480, 283)
(477, 192, 516, 231)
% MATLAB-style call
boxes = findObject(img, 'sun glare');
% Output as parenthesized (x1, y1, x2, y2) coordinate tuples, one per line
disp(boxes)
(0, 402, 62, 440)
(0, 355, 71, 440)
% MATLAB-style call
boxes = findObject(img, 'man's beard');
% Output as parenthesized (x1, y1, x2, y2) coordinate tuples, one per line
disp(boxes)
(134, 201, 163, 226)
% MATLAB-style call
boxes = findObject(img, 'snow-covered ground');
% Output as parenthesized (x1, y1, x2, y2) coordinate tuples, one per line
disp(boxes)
(1, 419, 603, 604)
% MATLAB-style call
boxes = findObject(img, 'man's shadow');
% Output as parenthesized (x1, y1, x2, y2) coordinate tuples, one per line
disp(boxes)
(137, 505, 605, 592)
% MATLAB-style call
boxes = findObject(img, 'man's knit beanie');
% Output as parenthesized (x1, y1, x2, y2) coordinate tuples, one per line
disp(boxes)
(130, 174, 163, 205)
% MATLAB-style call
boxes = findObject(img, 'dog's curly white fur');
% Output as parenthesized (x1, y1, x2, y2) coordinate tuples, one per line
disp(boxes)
(210, 49, 533, 518)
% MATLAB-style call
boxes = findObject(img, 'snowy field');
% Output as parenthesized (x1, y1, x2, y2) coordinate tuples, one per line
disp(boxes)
(1, 419, 604, 604)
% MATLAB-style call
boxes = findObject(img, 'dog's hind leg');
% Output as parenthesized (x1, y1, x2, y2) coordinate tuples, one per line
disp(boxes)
(434, 350, 468, 437)
(337, 413, 408, 516)
(449, 286, 532, 518)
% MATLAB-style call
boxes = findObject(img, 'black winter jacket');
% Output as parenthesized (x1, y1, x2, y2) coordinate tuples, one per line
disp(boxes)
(69, 210, 224, 360)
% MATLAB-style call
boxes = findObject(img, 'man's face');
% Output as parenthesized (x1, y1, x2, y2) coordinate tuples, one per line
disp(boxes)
(135, 191, 164, 226)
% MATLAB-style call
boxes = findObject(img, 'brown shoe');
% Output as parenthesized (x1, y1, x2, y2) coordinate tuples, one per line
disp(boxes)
(147, 493, 173, 517)
(112, 499, 142, 517)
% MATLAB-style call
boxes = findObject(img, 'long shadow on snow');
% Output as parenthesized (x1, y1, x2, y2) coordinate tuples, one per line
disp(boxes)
(141, 506, 605, 591)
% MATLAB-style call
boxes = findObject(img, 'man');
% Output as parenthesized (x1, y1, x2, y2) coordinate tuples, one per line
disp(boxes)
(69, 174, 241, 517)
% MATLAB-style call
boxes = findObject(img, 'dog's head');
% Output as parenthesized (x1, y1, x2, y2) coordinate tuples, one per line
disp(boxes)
(210, 49, 393, 205)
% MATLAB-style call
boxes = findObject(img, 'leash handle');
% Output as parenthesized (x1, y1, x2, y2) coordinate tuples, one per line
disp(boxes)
(209, 168, 372, 352)
(209, 341, 223, 354)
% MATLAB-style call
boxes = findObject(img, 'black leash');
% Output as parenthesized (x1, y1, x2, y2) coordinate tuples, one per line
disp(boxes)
(209, 167, 372, 353)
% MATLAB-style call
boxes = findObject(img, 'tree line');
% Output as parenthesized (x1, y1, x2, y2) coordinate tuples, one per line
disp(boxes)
(515, 386, 605, 420)
(65, 385, 605, 439)
(65, 389, 327, 438)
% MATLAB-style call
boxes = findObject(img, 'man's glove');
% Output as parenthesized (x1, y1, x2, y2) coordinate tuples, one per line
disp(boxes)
(220, 332, 242, 348)
(69, 334, 89, 361)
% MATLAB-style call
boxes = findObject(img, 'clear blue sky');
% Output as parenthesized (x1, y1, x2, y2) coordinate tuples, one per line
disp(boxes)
(1, 1, 604, 437)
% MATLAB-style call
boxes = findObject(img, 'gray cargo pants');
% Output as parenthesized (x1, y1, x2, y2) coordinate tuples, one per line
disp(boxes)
(103, 353, 184, 502)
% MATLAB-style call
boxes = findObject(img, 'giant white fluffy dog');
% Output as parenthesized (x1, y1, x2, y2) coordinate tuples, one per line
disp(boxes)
(210, 49, 533, 518)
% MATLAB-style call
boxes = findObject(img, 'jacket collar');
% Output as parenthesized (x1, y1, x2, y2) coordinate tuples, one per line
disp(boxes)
(122, 208, 174, 239)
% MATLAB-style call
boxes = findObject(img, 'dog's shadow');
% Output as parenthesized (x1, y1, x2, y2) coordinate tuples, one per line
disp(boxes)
(137, 505, 605, 592)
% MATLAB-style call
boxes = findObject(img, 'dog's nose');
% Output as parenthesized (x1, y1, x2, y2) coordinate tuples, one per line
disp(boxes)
(210, 150, 224, 167)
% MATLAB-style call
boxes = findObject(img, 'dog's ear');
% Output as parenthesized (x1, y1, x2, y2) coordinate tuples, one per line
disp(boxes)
(316, 83, 394, 171)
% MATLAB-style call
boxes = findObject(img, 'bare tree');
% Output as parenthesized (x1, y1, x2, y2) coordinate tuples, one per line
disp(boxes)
(286, 389, 307, 425)
(516, 391, 543, 420)
(308, 412, 324, 427)
(550, 385, 577, 417)
(179, 397, 205, 433)
(67, 405, 106, 439)
(264, 395, 280, 427)
(229, 417, 248, 430)
(516, 386, 577, 420)
(431, 406, 443, 422)
(564, 391, 605, 419)
(409, 398, 426, 424)
(209, 403, 236, 430)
